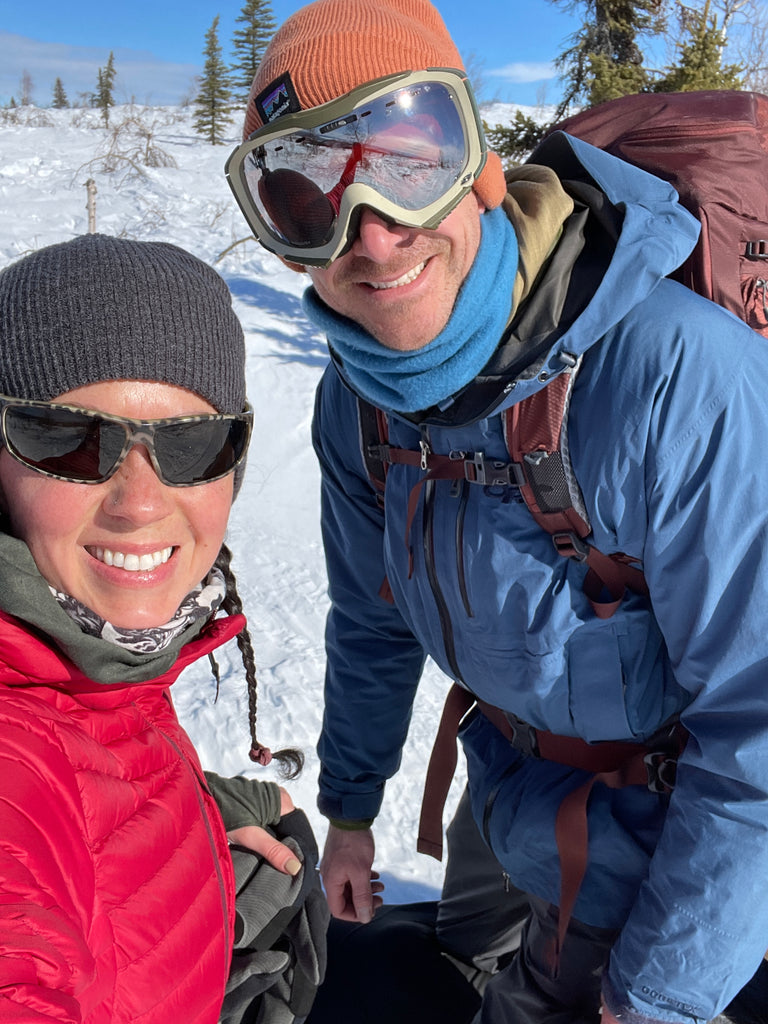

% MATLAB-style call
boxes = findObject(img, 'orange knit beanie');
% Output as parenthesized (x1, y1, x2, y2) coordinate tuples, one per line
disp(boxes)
(243, 0, 507, 211)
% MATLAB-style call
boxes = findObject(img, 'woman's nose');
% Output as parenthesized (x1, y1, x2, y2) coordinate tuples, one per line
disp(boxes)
(101, 446, 174, 524)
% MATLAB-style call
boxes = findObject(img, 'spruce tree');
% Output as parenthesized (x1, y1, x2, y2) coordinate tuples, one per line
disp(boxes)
(550, 0, 664, 115)
(484, 111, 548, 166)
(97, 52, 117, 127)
(194, 15, 234, 144)
(654, 0, 744, 92)
(230, 0, 276, 104)
(52, 77, 69, 109)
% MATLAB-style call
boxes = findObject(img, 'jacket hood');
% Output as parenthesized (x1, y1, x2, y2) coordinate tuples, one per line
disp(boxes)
(402, 130, 701, 428)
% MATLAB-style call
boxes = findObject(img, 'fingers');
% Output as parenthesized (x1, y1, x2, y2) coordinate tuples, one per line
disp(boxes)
(325, 875, 384, 922)
(227, 825, 301, 875)
(320, 827, 383, 923)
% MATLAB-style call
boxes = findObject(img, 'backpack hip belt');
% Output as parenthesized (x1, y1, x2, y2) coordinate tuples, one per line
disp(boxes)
(417, 682, 687, 973)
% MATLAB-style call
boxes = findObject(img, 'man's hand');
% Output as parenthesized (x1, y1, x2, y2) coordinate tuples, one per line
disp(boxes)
(227, 787, 301, 876)
(320, 824, 384, 923)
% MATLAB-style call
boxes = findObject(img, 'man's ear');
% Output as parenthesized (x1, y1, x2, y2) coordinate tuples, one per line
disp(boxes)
(278, 255, 309, 274)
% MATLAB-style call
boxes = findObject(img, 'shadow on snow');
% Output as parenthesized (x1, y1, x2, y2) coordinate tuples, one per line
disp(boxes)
(226, 273, 330, 369)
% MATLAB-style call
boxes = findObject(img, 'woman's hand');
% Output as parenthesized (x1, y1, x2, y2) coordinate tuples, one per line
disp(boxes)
(227, 787, 300, 875)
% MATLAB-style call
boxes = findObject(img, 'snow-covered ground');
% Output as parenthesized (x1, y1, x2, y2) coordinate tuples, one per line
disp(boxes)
(1, 101, 545, 901)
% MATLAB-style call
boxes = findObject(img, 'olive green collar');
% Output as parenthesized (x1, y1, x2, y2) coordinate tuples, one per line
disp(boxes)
(0, 530, 205, 684)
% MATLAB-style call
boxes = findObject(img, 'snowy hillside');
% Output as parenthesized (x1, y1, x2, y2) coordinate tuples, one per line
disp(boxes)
(0, 101, 510, 901)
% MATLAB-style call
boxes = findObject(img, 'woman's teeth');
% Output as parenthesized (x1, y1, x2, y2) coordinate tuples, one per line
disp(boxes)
(368, 262, 426, 290)
(93, 547, 173, 571)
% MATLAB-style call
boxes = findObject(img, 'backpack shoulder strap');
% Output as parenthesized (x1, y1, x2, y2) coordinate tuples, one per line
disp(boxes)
(502, 363, 591, 541)
(503, 367, 648, 618)
(356, 397, 389, 507)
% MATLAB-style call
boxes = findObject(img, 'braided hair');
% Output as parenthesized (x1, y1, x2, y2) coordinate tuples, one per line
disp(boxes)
(215, 543, 304, 780)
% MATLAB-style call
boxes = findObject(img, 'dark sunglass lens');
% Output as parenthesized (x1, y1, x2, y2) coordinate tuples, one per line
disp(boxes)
(4, 407, 125, 481)
(258, 167, 335, 246)
(154, 419, 248, 485)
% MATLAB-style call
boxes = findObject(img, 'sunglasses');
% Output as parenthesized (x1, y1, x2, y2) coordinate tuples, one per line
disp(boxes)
(225, 69, 487, 267)
(0, 396, 253, 487)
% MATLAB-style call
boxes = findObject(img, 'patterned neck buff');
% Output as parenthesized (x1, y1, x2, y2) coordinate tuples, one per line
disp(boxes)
(50, 566, 227, 655)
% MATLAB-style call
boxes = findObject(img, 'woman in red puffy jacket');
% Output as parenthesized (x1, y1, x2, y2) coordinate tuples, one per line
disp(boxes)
(0, 234, 301, 1023)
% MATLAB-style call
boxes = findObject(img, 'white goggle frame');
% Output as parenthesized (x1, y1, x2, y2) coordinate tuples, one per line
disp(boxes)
(225, 68, 488, 267)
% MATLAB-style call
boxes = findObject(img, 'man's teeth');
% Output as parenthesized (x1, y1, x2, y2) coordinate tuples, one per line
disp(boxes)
(368, 262, 426, 290)
(94, 547, 173, 571)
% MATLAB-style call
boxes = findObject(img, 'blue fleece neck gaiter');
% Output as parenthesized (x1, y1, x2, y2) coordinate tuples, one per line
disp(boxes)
(302, 206, 518, 413)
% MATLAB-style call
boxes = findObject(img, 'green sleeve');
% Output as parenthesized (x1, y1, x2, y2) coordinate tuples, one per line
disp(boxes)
(204, 771, 283, 831)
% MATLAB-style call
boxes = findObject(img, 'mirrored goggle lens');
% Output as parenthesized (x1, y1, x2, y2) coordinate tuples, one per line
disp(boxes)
(242, 80, 470, 249)
(2, 405, 250, 485)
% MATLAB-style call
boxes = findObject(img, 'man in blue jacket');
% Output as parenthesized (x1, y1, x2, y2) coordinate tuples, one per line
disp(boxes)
(226, 0, 768, 1020)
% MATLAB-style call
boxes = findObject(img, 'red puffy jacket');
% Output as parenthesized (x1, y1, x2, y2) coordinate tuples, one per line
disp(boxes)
(0, 610, 244, 1023)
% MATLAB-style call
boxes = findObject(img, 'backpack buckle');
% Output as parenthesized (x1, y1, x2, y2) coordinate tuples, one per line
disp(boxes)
(504, 711, 541, 757)
(464, 451, 525, 488)
(746, 239, 768, 260)
(643, 750, 678, 793)
(552, 531, 590, 562)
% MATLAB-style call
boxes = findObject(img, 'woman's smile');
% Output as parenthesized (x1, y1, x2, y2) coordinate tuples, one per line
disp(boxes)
(87, 545, 175, 571)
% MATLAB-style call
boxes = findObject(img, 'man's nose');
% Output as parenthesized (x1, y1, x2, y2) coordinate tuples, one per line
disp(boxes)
(351, 208, 412, 263)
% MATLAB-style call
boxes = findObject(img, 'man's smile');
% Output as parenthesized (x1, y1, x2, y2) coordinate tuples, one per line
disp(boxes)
(366, 261, 427, 290)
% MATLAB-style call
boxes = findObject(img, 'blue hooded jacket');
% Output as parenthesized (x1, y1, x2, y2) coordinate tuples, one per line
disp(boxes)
(311, 132, 768, 1022)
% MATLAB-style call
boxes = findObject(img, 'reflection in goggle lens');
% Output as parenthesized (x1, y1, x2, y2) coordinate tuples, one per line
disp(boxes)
(245, 81, 467, 249)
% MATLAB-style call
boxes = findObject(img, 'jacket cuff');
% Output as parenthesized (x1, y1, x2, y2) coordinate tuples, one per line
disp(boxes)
(602, 972, 696, 1024)
(327, 817, 375, 831)
(204, 771, 282, 831)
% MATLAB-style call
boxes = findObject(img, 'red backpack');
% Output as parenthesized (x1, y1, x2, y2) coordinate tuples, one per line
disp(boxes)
(359, 90, 768, 615)
(555, 89, 768, 336)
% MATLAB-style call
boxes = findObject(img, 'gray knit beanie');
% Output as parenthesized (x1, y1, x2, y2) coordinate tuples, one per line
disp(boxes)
(0, 233, 246, 414)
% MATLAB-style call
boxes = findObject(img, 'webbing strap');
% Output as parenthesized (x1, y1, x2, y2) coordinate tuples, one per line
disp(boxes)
(363, 375, 648, 616)
(417, 683, 474, 859)
(550, 755, 650, 974)
(375, 446, 521, 577)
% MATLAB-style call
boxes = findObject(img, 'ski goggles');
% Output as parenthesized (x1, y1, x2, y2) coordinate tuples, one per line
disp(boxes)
(225, 69, 487, 267)
(0, 396, 253, 487)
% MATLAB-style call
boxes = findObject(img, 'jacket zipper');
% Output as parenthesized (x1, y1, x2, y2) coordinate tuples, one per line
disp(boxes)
(456, 480, 473, 617)
(157, 705, 231, 980)
(420, 426, 464, 682)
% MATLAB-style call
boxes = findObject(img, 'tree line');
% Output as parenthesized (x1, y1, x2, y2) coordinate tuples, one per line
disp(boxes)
(5, 0, 275, 145)
(6, 0, 767, 154)
(8, 53, 117, 128)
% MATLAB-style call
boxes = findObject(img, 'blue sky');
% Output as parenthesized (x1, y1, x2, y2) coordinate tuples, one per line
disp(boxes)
(0, 0, 581, 109)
